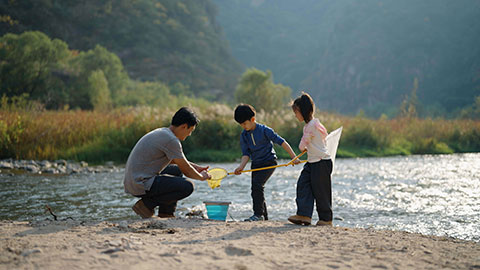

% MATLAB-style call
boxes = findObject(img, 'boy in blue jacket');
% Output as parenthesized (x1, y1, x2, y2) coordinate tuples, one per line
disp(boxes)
(234, 104, 299, 221)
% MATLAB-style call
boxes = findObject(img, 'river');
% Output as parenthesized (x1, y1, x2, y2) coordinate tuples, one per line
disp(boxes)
(0, 153, 479, 242)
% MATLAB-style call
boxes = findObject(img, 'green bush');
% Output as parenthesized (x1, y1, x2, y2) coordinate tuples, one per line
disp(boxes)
(412, 138, 453, 154)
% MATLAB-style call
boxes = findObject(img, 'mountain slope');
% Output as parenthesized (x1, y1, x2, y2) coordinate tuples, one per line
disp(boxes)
(1, 0, 243, 98)
(214, 0, 480, 116)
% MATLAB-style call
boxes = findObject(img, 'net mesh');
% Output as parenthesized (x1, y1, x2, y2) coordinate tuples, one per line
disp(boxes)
(207, 168, 228, 189)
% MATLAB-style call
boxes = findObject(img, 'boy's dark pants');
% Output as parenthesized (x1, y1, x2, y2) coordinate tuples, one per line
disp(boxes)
(140, 165, 194, 215)
(296, 159, 333, 221)
(251, 160, 277, 220)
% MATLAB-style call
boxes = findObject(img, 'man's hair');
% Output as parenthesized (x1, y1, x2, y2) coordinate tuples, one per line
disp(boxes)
(291, 92, 315, 123)
(171, 107, 199, 127)
(234, 104, 256, 123)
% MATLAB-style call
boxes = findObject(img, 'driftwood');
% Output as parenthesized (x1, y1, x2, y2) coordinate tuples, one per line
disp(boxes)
(45, 204, 73, 221)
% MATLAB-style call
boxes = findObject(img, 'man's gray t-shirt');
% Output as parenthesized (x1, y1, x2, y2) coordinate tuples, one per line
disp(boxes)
(124, 127, 185, 196)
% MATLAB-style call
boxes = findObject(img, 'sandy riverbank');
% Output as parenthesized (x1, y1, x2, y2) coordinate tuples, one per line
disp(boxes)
(1, 218, 479, 270)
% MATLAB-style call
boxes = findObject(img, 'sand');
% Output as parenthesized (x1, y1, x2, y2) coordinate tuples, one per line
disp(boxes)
(1, 218, 479, 270)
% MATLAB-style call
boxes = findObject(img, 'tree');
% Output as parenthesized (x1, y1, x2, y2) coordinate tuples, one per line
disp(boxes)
(88, 70, 112, 111)
(0, 31, 70, 107)
(459, 96, 480, 119)
(0, 0, 243, 98)
(399, 77, 420, 118)
(70, 45, 128, 104)
(234, 68, 291, 112)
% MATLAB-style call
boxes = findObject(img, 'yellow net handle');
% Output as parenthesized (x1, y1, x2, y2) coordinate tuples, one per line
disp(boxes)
(231, 150, 307, 174)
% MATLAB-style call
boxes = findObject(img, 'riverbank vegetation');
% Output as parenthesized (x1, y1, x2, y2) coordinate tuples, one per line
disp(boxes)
(1, 28, 479, 164)
(1, 97, 479, 164)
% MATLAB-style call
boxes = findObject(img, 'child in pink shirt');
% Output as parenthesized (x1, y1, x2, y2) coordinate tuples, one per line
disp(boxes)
(288, 93, 333, 226)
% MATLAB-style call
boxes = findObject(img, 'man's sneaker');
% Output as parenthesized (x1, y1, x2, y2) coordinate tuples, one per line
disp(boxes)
(132, 199, 154, 219)
(244, 215, 264, 221)
(288, 215, 312, 226)
(316, 220, 333, 226)
(158, 213, 175, 218)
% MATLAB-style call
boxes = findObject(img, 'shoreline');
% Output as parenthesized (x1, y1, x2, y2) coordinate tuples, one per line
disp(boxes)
(2, 152, 479, 175)
(1, 218, 479, 270)
(0, 159, 121, 176)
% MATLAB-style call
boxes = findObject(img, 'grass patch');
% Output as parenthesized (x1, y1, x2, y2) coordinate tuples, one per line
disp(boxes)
(1, 107, 479, 163)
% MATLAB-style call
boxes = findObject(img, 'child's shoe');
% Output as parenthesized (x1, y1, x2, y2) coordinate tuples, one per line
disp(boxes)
(158, 212, 175, 218)
(288, 215, 311, 225)
(244, 215, 264, 221)
(316, 220, 333, 226)
(132, 199, 154, 218)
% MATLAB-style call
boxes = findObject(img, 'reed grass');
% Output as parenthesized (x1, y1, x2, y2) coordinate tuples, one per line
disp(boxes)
(1, 106, 479, 164)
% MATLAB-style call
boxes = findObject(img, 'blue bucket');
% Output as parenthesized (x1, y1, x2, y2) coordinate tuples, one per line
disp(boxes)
(203, 201, 231, 221)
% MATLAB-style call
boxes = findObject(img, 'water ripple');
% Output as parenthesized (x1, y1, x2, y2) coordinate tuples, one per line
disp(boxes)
(0, 153, 479, 241)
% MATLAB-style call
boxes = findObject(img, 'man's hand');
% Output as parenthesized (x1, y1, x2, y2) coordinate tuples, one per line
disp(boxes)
(173, 158, 210, 181)
(192, 163, 209, 173)
(200, 170, 211, 181)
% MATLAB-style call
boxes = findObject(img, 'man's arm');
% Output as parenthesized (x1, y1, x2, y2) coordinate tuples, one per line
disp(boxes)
(190, 162, 209, 173)
(172, 158, 210, 180)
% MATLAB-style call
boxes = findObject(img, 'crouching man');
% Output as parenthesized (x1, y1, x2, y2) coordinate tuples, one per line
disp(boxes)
(124, 107, 211, 218)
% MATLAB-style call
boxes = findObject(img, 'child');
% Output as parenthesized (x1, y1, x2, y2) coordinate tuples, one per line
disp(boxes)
(234, 104, 300, 221)
(288, 93, 333, 226)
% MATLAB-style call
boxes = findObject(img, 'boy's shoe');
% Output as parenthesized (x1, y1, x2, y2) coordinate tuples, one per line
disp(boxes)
(244, 215, 264, 222)
(158, 212, 175, 218)
(132, 199, 154, 219)
(288, 215, 312, 226)
(316, 220, 333, 226)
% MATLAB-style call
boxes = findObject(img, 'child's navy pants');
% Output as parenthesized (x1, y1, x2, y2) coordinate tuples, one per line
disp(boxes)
(251, 159, 277, 220)
(296, 159, 333, 221)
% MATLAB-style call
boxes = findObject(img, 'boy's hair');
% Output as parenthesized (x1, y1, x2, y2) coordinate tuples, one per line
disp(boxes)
(292, 92, 315, 123)
(171, 107, 199, 127)
(234, 104, 256, 124)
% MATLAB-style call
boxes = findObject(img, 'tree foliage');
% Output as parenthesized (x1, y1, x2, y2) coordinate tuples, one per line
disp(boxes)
(0, 31, 70, 106)
(0, 0, 243, 98)
(235, 68, 291, 112)
(87, 70, 112, 111)
(1, 31, 128, 110)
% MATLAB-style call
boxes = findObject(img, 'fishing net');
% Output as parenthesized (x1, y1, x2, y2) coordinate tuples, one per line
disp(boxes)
(206, 168, 228, 189)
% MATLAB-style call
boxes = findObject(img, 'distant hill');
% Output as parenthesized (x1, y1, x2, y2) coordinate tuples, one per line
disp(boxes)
(0, 0, 243, 99)
(213, 0, 480, 116)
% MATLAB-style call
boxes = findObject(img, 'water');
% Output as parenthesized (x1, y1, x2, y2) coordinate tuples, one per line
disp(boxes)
(0, 153, 479, 242)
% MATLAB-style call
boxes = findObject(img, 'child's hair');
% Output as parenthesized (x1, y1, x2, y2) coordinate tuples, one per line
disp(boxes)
(234, 104, 256, 124)
(171, 107, 199, 127)
(292, 92, 315, 123)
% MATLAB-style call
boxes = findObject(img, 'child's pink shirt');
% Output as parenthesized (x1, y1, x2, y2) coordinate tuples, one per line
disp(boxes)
(299, 118, 331, 162)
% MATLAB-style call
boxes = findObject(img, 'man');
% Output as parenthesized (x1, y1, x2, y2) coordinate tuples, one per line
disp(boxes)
(124, 107, 211, 218)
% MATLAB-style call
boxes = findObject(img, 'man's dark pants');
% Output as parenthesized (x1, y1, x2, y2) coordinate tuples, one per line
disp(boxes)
(251, 159, 277, 220)
(139, 165, 194, 215)
(296, 159, 333, 222)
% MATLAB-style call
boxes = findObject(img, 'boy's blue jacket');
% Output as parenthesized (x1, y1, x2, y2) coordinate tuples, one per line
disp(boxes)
(240, 123, 285, 165)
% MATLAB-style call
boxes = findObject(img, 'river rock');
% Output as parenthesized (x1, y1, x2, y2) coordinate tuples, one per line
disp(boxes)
(1, 159, 120, 175)
(0, 161, 13, 169)
(38, 160, 52, 168)
(69, 168, 82, 174)
(42, 168, 57, 174)
(105, 161, 114, 168)
(54, 160, 67, 167)
(25, 160, 38, 166)
(56, 166, 67, 174)
(23, 165, 39, 174)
